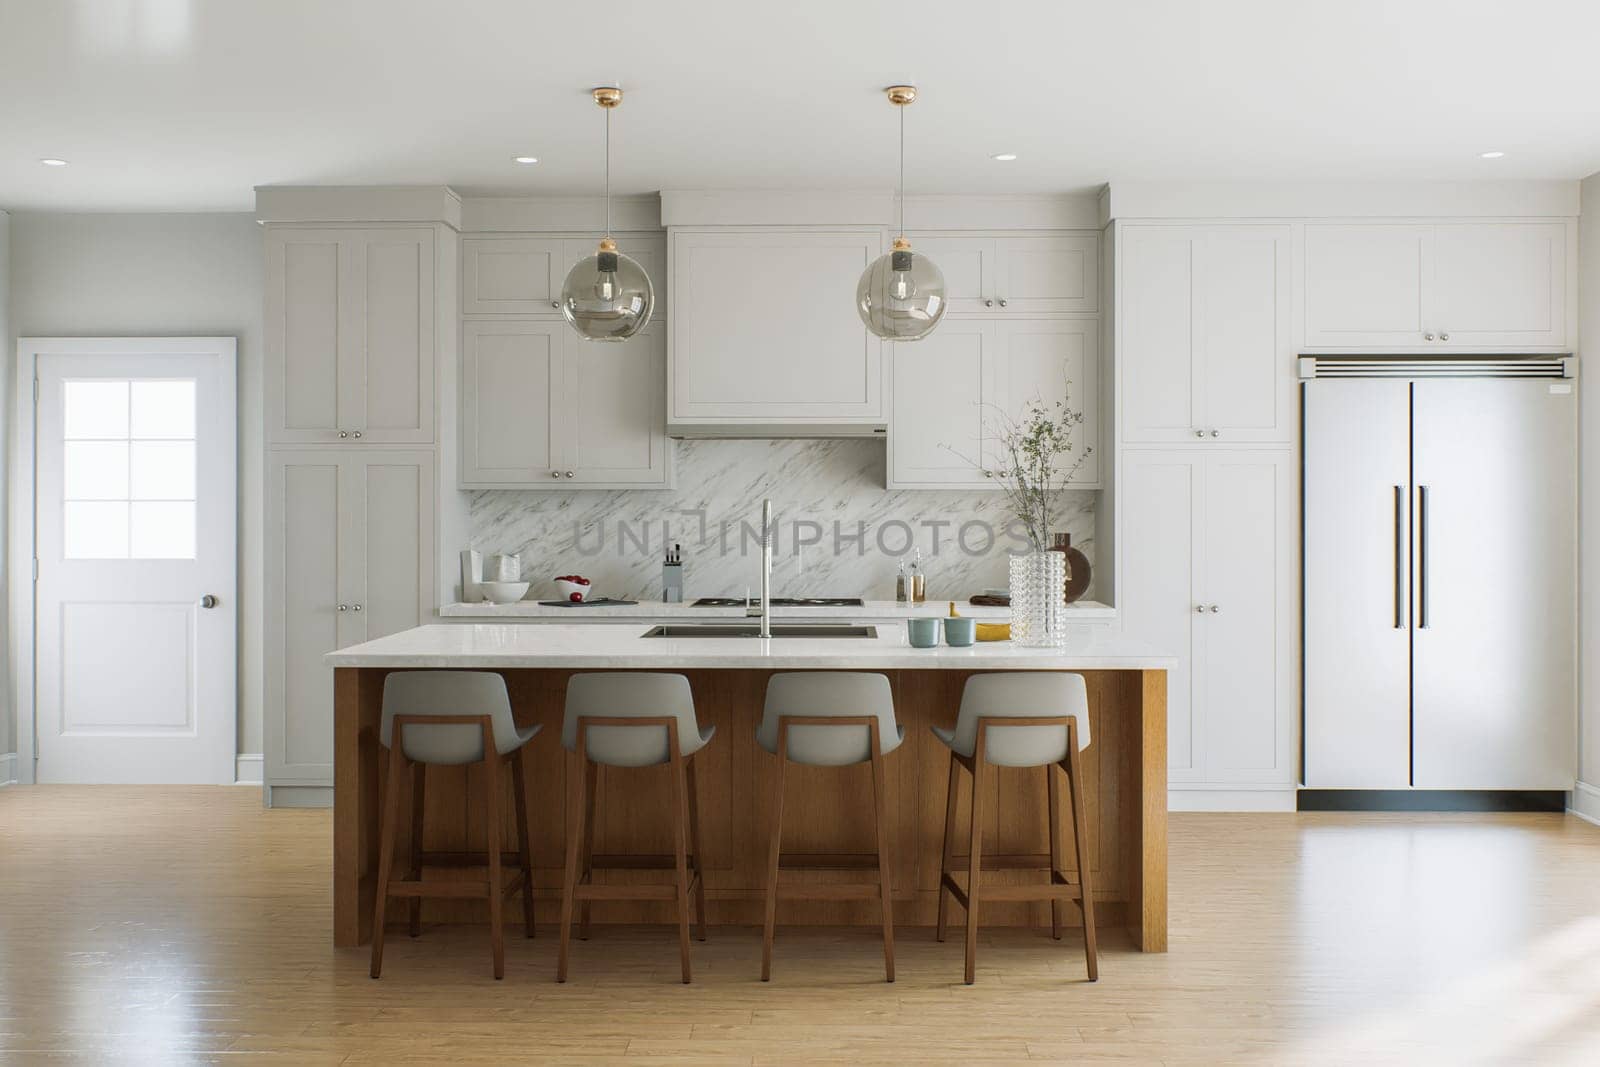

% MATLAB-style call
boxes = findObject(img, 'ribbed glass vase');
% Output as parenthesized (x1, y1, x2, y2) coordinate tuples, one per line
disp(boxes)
(1009, 551, 1068, 648)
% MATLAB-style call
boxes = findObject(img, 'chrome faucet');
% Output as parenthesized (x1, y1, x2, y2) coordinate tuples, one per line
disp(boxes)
(746, 499, 773, 638)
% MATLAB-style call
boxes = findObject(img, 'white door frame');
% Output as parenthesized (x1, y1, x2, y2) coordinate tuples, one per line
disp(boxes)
(11, 337, 238, 785)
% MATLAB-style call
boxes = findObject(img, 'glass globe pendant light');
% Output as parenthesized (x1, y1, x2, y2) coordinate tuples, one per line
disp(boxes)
(561, 87, 655, 341)
(857, 85, 946, 341)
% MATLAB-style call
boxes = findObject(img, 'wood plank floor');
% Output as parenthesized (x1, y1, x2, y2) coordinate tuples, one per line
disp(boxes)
(2, 787, 1598, 1065)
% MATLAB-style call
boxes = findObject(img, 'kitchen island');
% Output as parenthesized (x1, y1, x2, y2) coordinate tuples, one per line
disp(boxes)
(326, 623, 1171, 951)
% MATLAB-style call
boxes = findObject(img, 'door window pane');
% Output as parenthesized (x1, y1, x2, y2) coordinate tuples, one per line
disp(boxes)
(64, 381, 130, 439)
(131, 502, 196, 559)
(131, 381, 196, 439)
(64, 502, 130, 559)
(130, 441, 195, 499)
(64, 441, 130, 500)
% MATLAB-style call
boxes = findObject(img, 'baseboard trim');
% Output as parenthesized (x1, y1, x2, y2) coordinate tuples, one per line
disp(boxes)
(266, 785, 332, 808)
(234, 754, 264, 785)
(1569, 781, 1600, 826)
(0, 752, 17, 787)
(1169, 787, 1297, 812)
(1299, 789, 1567, 813)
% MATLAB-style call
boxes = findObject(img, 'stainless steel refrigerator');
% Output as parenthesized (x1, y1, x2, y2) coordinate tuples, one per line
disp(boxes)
(1302, 356, 1577, 790)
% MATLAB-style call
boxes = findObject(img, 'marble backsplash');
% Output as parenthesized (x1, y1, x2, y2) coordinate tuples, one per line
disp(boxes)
(466, 439, 1097, 604)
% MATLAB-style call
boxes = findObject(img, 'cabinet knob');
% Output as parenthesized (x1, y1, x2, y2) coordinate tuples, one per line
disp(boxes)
(1195, 604, 1206, 613)
(352, 430, 362, 439)
(200, 594, 218, 609)
(984, 299, 994, 308)
(338, 604, 348, 612)
(352, 604, 363, 612)
(338, 431, 349, 439)
(565, 470, 575, 478)
(997, 298, 1008, 308)
(551, 301, 560, 309)
(552, 470, 561, 478)
(1210, 605, 1220, 613)
(1210, 429, 1220, 438)
(1439, 332, 1450, 341)
(1424, 332, 1435, 341)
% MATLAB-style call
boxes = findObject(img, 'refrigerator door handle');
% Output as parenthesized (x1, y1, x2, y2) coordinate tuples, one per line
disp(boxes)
(1417, 485, 1430, 629)
(1393, 485, 1406, 629)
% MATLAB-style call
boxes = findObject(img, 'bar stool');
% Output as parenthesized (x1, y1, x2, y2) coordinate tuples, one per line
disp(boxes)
(758, 672, 903, 983)
(370, 671, 541, 980)
(933, 671, 1098, 985)
(557, 672, 713, 984)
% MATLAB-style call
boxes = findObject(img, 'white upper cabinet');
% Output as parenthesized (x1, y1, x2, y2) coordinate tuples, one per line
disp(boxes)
(669, 228, 884, 426)
(461, 321, 669, 488)
(266, 226, 436, 445)
(909, 234, 1099, 314)
(1118, 224, 1294, 444)
(888, 318, 1099, 489)
(461, 236, 666, 317)
(1303, 221, 1568, 350)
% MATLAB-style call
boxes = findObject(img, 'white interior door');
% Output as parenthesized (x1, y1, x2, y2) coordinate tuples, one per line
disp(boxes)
(33, 342, 236, 784)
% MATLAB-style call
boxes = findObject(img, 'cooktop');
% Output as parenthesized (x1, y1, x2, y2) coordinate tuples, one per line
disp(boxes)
(690, 596, 865, 608)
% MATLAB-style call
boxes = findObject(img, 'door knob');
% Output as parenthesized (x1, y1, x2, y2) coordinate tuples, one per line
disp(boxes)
(200, 594, 218, 609)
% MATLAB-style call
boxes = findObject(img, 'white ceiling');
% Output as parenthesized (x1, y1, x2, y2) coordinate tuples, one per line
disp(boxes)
(3, 0, 1600, 213)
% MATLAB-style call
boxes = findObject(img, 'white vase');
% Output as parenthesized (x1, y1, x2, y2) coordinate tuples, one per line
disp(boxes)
(1009, 551, 1068, 648)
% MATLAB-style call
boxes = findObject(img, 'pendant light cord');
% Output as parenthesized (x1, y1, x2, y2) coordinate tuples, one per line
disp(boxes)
(898, 100, 905, 239)
(604, 104, 611, 240)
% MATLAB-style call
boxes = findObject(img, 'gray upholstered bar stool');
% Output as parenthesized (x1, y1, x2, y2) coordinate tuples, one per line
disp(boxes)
(370, 671, 541, 981)
(933, 671, 1098, 985)
(758, 672, 903, 982)
(557, 672, 713, 984)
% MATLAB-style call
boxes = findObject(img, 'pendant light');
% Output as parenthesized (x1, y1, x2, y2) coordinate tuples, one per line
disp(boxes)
(856, 85, 946, 341)
(561, 87, 655, 341)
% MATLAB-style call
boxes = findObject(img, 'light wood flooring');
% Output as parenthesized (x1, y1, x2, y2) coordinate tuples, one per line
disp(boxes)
(2, 786, 1598, 1065)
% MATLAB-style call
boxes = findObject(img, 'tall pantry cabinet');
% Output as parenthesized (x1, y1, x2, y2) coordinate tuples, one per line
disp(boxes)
(263, 222, 452, 805)
(1113, 223, 1300, 809)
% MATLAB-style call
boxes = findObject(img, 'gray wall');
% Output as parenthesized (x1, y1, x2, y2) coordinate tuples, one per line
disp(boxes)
(8, 213, 264, 759)
(0, 210, 10, 757)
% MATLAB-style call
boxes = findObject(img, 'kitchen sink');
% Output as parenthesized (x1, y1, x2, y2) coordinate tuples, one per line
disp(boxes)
(642, 623, 879, 639)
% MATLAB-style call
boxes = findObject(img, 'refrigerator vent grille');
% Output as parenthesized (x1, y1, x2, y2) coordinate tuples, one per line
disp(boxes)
(1299, 356, 1573, 380)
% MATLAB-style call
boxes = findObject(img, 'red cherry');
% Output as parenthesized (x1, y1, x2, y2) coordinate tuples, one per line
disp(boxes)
(569, 592, 582, 603)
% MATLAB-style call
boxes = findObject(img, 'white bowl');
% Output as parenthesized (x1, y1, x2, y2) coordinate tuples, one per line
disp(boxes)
(480, 581, 530, 604)
(554, 578, 592, 602)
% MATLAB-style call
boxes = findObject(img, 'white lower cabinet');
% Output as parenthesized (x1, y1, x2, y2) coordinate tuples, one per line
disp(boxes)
(460, 321, 669, 488)
(888, 318, 1099, 488)
(265, 451, 436, 789)
(1118, 449, 1297, 795)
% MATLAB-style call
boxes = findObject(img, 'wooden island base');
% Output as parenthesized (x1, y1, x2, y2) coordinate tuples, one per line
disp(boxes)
(334, 667, 1167, 951)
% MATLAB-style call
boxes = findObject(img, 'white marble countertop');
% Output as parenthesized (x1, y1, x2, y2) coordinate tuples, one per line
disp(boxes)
(325, 622, 1171, 670)
(438, 597, 1115, 621)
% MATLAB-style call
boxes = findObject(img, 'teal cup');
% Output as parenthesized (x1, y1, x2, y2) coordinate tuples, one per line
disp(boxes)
(942, 617, 977, 647)
(907, 617, 940, 648)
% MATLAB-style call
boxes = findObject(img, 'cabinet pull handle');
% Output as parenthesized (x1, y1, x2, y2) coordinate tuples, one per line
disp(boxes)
(1393, 485, 1406, 629)
(1417, 485, 1430, 629)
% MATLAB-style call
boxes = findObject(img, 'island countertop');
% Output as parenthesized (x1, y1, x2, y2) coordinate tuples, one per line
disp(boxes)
(325, 622, 1173, 670)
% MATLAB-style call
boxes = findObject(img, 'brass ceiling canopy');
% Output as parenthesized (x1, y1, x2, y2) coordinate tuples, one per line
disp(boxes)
(593, 86, 622, 108)
(885, 85, 917, 106)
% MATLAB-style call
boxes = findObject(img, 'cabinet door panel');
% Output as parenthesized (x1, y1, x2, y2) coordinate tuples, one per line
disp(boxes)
(1200, 226, 1293, 442)
(266, 454, 345, 783)
(1304, 224, 1430, 348)
(995, 235, 1098, 313)
(887, 322, 991, 486)
(995, 320, 1099, 485)
(267, 231, 343, 443)
(671, 230, 883, 422)
(907, 236, 994, 314)
(1120, 227, 1199, 442)
(1118, 452, 1200, 779)
(356, 454, 435, 643)
(358, 231, 435, 442)
(462, 238, 565, 314)
(566, 326, 670, 486)
(461, 322, 564, 485)
(1200, 452, 1295, 782)
(1431, 222, 1566, 348)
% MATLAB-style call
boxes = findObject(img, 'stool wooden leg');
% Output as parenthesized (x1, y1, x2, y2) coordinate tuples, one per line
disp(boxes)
(369, 742, 405, 979)
(760, 741, 787, 981)
(1047, 764, 1063, 941)
(869, 738, 895, 983)
(556, 750, 587, 983)
(934, 756, 960, 943)
(964, 759, 986, 986)
(578, 760, 597, 941)
(1063, 733, 1098, 982)
(408, 760, 426, 938)
(669, 749, 694, 984)
(686, 757, 709, 943)
(511, 747, 537, 938)
(481, 749, 506, 980)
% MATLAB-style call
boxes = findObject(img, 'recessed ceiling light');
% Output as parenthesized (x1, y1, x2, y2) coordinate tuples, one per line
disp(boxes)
(1480, 150, 1505, 159)
(991, 153, 1018, 162)
(513, 156, 540, 164)
(39, 158, 69, 166)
